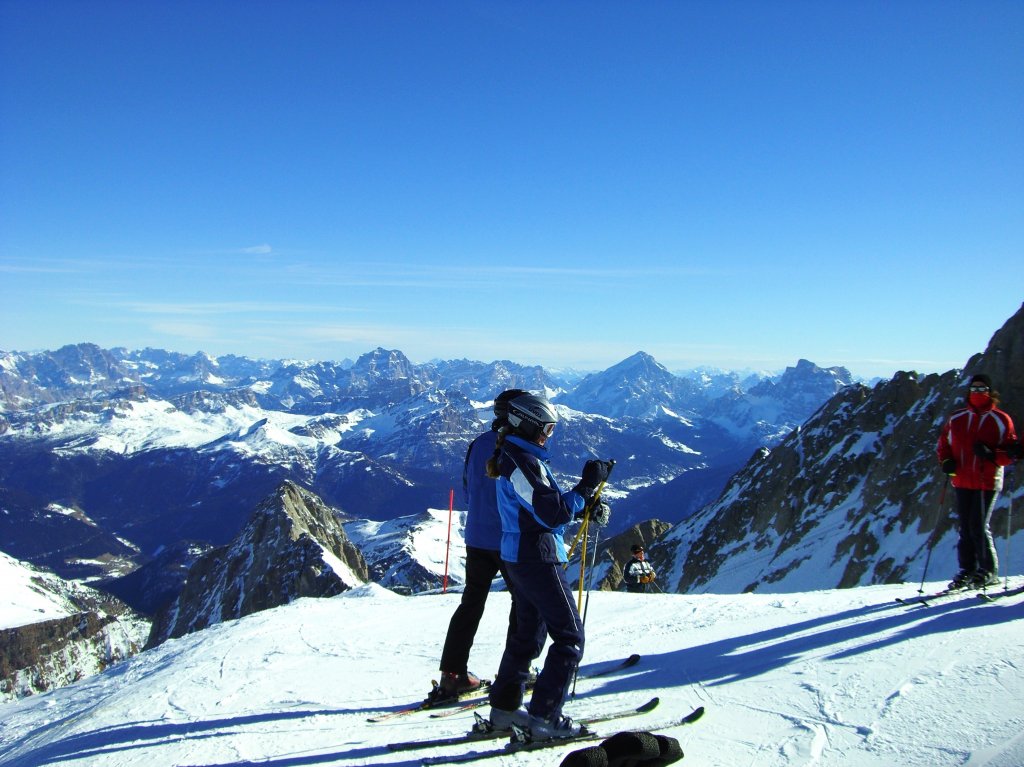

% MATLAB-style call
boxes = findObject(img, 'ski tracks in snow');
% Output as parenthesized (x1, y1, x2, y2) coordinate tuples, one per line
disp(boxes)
(697, 589, 1023, 766)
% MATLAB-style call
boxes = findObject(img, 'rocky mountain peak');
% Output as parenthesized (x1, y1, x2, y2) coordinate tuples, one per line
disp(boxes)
(559, 350, 697, 419)
(354, 347, 415, 379)
(147, 481, 368, 647)
(749, 358, 853, 401)
(963, 301, 1024, 420)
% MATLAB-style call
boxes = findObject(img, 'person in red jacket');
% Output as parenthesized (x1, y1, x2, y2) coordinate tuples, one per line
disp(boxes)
(936, 373, 1017, 589)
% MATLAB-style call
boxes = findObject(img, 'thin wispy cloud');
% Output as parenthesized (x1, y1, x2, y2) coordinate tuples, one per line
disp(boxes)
(185, 245, 276, 257)
(115, 301, 362, 316)
(0, 263, 81, 274)
(277, 261, 733, 292)
(150, 321, 219, 340)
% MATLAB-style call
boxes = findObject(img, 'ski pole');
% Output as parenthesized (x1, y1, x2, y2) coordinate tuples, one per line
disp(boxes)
(576, 513, 590, 610)
(571, 512, 604, 698)
(919, 478, 949, 594)
(574, 460, 615, 596)
(580, 520, 601, 629)
(565, 476, 608, 562)
(443, 488, 454, 593)
(565, 460, 615, 565)
(1004, 466, 1013, 593)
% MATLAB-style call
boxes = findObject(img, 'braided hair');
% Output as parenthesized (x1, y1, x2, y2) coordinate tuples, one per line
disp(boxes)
(486, 426, 511, 479)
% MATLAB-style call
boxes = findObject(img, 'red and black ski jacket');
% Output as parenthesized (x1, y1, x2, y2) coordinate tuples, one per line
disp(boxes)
(937, 402, 1017, 490)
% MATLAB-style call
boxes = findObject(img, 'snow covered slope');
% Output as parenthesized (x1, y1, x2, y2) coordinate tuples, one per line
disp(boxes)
(1, 582, 1021, 766)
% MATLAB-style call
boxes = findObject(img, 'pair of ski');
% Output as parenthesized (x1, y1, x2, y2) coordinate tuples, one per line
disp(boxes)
(428, 652, 643, 721)
(368, 654, 641, 724)
(896, 581, 1022, 608)
(391, 698, 705, 765)
(977, 583, 1024, 603)
(895, 586, 972, 608)
(389, 695, 661, 752)
(367, 682, 494, 723)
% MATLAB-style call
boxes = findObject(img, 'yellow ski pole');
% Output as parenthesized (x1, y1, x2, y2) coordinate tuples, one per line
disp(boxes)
(564, 461, 615, 565)
(577, 513, 589, 610)
(571, 461, 615, 606)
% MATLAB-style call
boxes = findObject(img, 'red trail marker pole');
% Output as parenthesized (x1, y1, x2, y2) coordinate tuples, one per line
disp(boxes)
(443, 488, 454, 593)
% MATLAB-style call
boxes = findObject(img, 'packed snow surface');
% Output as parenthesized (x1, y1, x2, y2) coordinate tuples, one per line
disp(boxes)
(1, 582, 1022, 766)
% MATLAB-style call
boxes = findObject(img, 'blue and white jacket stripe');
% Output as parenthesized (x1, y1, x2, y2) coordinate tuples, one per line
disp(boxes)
(495, 435, 586, 564)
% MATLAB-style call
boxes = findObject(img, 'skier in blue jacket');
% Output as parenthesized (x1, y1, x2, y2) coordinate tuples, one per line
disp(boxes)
(434, 389, 527, 699)
(485, 392, 612, 740)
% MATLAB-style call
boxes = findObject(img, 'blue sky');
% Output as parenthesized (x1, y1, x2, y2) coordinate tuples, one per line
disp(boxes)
(2, 1, 1021, 379)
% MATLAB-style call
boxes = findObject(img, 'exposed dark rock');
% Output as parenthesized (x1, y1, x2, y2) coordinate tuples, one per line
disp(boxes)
(147, 481, 368, 648)
(663, 302, 1024, 593)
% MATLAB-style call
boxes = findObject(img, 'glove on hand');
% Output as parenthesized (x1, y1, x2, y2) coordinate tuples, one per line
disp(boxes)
(580, 459, 611, 489)
(1007, 442, 1024, 460)
(590, 500, 611, 527)
(573, 459, 612, 500)
(941, 458, 957, 476)
(973, 442, 995, 461)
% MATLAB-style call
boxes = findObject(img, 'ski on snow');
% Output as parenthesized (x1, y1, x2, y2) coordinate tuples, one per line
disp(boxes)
(581, 652, 641, 678)
(367, 681, 494, 723)
(898, 578, 1024, 608)
(387, 695, 659, 752)
(419, 705, 705, 765)
(895, 587, 971, 607)
(977, 584, 1024, 603)
(375, 655, 641, 723)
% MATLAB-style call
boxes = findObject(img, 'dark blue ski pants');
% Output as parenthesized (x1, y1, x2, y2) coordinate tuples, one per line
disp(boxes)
(488, 560, 584, 721)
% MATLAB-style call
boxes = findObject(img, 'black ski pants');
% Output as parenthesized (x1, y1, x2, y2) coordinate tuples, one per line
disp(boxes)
(488, 560, 584, 722)
(953, 487, 999, 577)
(439, 546, 516, 675)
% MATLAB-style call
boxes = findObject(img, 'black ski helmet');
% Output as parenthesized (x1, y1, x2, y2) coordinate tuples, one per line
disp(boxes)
(493, 388, 529, 424)
(505, 392, 558, 441)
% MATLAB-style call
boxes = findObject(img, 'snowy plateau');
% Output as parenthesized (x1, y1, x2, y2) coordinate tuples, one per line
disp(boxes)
(1, 583, 1022, 767)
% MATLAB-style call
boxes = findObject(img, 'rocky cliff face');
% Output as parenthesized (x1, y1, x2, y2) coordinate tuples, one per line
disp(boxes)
(661, 303, 1024, 593)
(147, 481, 369, 647)
(0, 552, 150, 702)
(1, 612, 148, 701)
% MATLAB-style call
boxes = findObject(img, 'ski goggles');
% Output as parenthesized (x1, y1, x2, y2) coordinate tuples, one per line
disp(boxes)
(541, 422, 556, 437)
(969, 385, 990, 392)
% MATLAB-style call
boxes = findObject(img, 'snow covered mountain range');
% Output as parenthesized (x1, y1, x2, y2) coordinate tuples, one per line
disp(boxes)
(1, 302, 1021, 705)
(0, 345, 851, 587)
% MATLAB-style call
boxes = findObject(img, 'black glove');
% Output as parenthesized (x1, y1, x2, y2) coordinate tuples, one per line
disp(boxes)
(941, 458, 957, 476)
(973, 442, 995, 461)
(573, 459, 612, 500)
(1008, 442, 1024, 460)
(589, 501, 611, 527)
(580, 459, 611, 488)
